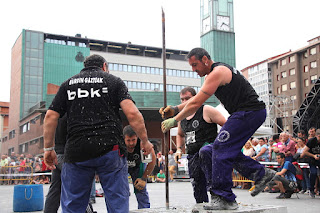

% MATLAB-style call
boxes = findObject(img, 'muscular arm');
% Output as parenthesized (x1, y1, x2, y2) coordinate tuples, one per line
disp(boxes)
(120, 99, 153, 154)
(276, 167, 287, 176)
(142, 148, 156, 179)
(203, 105, 226, 126)
(174, 66, 231, 122)
(302, 146, 320, 160)
(176, 122, 185, 151)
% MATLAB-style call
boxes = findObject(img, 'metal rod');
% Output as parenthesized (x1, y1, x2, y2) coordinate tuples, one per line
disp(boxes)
(162, 7, 169, 210)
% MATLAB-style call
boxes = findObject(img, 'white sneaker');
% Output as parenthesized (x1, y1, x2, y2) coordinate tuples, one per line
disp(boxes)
(305, 190, 310, 194)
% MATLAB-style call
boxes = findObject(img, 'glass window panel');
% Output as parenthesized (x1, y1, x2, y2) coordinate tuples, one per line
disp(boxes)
(123, 65, 128, 71)
(160, 84, 163, 91)
(172, 85, 177, 92)
(137, 66, 141, 73)
(177, 70, 181, 77)
(151, 67, 155, 74)
(142, 82, 146, 89)
(180, 71, 185, 77)
(160, 68, 163, 75)
(132, 66, 137, 72)
(137, 82, 141, 89)
(132, 81, 137, 88)
(155, 68, 160, 75)
(128, 65, 132, 72)
(128, 81, 132, 88)
(146, 67, 151, 74)
(108, 63, 113, 70)
(142, 66, 146, 73)
(118, 64, 123, 71)
(151, 83, 155, 90)
(146, 83, 151, 90)
(114, 63, 118, 71)
(31, 33, 39, 49)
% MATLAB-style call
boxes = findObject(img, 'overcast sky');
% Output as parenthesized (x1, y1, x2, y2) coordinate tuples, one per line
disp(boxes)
(0, 0, 319, 102)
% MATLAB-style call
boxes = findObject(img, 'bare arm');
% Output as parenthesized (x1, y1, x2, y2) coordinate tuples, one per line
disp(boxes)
(302, 146, 320, 160)
(176, 122, 185, 151)
(174, 67, 230, 122)
(43, 110, 60, 170)
(142, 148, 156, 179)
(276, 168, 287, 176)
(203, 105, 226, 126)
(120, 99, 153, 155)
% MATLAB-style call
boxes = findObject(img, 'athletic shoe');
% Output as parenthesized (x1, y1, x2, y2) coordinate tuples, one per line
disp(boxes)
(251, 168, 276, 197)
(310, 191, 316, 198)
(276, 193, 286, 199)
(285, 190, 294, 198)
(299, 190, 306, 194)
(203, 194, 239, 210)
(305, 189, 310, 194)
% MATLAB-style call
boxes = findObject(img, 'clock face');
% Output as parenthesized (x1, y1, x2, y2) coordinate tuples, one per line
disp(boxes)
(217, 15, 230, 31)
(202, 17, 210, 34)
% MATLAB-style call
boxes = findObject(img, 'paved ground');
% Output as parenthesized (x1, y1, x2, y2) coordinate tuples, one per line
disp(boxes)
(1, 180, 319, 213)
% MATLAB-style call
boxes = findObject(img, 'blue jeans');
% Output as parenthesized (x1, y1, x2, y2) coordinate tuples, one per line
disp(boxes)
(61, 149, 129, 213)
(199, 109, 266, 202)
(309, 164, 320, 192)
(128, 165, 150, 209)
(301, 168, 310, 190)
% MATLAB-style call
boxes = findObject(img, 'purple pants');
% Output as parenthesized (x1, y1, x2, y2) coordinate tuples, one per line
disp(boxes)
(199, 109, 266, 202)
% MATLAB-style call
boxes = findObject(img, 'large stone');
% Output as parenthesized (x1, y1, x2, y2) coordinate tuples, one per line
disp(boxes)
(130, 203, 287, 213)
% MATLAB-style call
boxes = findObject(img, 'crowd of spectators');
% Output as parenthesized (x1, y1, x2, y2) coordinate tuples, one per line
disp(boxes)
(238, 127, 320, 198)
(0, 152, 51, 185)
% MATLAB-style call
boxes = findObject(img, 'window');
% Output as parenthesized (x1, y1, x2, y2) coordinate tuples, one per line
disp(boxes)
(122, 64, 127, 71)
(311, 75, 318, 84)
(9, 130, 15, 139)
(277, 75, 280, 81)
(2, 136, 7, 142)
(277, 87, 280, 94)
(292, 110, 297, 115)
(303, 51, 308, 58)
(281, 71, 287, 78)
(290, 95, 296, 100)
(289, 55, 295, 63)
(304, 79, 309, 87)
(289, 68, 295, 76)
(290, 81, 296, 89)
(310, 61, 317, 68)
(8, 147, 14, 156)
(310, 47, 316, 55)
(304, 65, 309, 72)
(19, 143, 28, 153)
(118, 64, 123, 71)
(281, 84, 287, 91)
(20, 122, 30, 134)
(281, 59, 286, 66)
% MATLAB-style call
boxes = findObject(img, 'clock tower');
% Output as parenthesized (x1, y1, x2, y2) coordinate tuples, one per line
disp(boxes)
(200, 0, 235, 67)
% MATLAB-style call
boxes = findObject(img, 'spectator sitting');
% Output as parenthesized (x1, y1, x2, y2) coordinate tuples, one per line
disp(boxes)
(253, 138, 269, 162)
(267, 153, 297, 199)
(242, 141, 255, 157)
(156, 170, 166, 183)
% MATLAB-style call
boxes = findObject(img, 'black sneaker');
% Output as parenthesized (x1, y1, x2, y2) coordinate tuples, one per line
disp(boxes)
(285, 190, 294, 198)
(251, 168, 276, 197)
(310, 191, 316, 198)
(276, 193, 286, 199)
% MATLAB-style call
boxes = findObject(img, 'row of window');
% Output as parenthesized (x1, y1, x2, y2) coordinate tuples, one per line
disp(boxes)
(45, 38, 86, 47)
(109, 63, 199, 79)
(277, 75, 318, 94)
(281, 46, 318, 66)
(277, 62, 317, 81)
(123, 80, 201, 93)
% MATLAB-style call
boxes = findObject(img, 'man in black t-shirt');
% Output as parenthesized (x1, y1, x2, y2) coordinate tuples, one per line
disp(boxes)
(124, 125, 156, 209)
(302, 128, 320, 198)
(43, 54, 153, 213)
(160, 48, 275, 210)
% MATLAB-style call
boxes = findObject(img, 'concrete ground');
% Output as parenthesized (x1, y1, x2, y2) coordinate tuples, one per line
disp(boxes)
(1, 180, 319, 213)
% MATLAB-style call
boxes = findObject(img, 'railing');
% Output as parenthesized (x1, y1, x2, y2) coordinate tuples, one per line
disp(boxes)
(0, 166, 34, 184)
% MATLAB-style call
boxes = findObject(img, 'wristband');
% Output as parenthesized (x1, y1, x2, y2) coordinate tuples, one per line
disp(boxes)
(44, 147, 55, 151)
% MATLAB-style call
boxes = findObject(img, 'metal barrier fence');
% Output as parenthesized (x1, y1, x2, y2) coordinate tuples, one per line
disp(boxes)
(0, 166, 34, 184)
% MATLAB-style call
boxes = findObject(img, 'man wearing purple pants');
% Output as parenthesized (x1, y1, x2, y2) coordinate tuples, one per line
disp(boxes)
(161, 48, 275, 210)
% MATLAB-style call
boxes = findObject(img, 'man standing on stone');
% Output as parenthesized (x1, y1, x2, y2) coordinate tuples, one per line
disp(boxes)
(43, 54, 153, 213)
(160, 48, 275, 210)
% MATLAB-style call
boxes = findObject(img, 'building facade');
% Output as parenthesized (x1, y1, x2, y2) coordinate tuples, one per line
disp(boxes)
(268, 37, 320, 133)
(0, 29, 219, 156)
